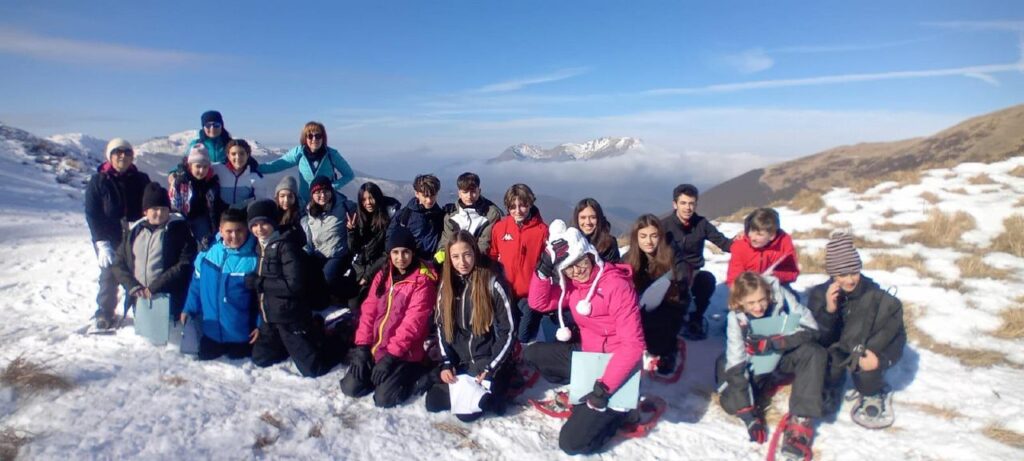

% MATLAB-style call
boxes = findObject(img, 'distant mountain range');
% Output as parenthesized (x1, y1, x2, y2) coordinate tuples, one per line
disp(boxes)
(491, 136, 644, 162)
(700, 104, 1024, 219)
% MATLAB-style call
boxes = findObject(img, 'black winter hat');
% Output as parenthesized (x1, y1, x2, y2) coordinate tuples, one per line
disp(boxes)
(141, 182, 171, 210)
(201, 110, 223, 126)
(386, 226, 418, 253)
(246, 199, 279, 227)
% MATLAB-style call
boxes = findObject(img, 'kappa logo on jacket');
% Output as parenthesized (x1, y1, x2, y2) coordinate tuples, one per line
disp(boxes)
(503, 233, 513, 241)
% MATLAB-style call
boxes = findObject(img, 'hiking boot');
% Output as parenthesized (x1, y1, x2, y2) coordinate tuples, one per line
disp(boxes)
(781, 416, 814, 460)
(822, 385, 844, 415)
(95, 313, 115, 330)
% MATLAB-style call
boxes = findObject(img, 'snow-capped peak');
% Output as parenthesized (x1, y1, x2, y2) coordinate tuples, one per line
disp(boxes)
(492, 136, 644, 162)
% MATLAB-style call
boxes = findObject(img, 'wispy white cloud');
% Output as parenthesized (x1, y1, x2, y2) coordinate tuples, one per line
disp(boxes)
(922, 20, 1024, 32)
(645, 61, 1024, 95)
(771, 37, 934, 54)
(0, 27, 212, 67)
(472, 67, 590, 93)
(722, 48, 775, 74)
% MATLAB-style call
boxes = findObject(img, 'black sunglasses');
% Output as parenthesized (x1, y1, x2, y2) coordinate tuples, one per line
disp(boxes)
(110, 147, 134, 156)
(204, 122, 222, 129)
(306, 133, 324, 140)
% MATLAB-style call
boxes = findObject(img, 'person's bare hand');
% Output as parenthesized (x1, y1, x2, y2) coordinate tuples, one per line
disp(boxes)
(859, 349, 879, 371)
(440, 369, 457, 384)
(826, 282, 841, 313)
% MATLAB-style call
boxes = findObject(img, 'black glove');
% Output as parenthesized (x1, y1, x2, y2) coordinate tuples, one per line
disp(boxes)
(244, 273, 262, 292)
(744, 334, 781, 356)
(347, 346, 373, 383)
(536, 250, 555, 280)
(370, 353, 398, 386)
(583, 381, 611, 411)
(737, 406, 767, 444)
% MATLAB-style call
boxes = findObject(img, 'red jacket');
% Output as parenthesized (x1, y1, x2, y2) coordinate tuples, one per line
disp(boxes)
(489, 209, 548, 299)
(355, 260, 438, 363)
(726, 230, 799, 286)
(528, 263, 646, 393)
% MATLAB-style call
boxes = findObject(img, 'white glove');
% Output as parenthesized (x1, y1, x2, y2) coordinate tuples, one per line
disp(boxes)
(95, 241, 115, 268)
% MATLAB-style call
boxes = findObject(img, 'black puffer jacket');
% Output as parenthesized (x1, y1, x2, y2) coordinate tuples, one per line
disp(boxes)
(347, 195, 401, 283)
(111, 215, 197, 310)
(806, 275, 906, 369)
(253, 228, 309, 324)
(436, 274, 515, 376)
(84, 163, 152, 244)
(661, 213, 732, 283)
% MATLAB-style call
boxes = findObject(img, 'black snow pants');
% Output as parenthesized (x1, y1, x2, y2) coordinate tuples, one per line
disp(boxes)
(716, 342, 827, 418)
(252, 321, 341, 378)
(339, 358, 427, 408)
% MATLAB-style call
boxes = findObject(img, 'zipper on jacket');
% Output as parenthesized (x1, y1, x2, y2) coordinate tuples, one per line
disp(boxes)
(372, 276, 415, 356)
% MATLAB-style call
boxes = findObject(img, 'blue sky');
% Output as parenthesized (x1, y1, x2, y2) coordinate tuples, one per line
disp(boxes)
(1, 1, 1022, 179)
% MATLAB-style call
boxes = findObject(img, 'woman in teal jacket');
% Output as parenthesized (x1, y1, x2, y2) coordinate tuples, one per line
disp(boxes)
(258, 121, 355, 205)
(185, 110, 233, 164)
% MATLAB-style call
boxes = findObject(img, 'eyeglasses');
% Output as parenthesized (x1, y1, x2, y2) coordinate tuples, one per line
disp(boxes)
(306, 133, 324, 140)
(110, 148, 134, 156)
(204, 122, 222, 129)
(565, 256, 592, 273)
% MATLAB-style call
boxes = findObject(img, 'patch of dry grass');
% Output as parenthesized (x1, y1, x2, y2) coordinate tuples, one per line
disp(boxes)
(982, 424, 1024, 449)
(0, 356, 73, 397)
(919, 191, 940, 204)
(259, 412, 285, 431)
(881, 208, 896, 218)
(797, 248, 826, 274)
(900, 210, 976, 248)
(790, 228, 831, 240)
(308, 421, 323, 439)
(957, 255, 1014, 280)
(949, 187, 969, 194)
(788, 190, 826, 213)
(864, 253, 927, 274)
(990, 215, 1024, 258)
(1008, 165, 1024, 178)
(252, 434, 278, 450)
(992, 299, 1024, 340)
(853, 236, 895, 249)
(968, 173, 996, 185)
(1015, 197, 1024, 208)
(160, 375, 187, 386)
(932, 277, 965, 293)
(874, 221, 914, 232)
(432, 422, 482, 450)
(850, 170, 922, 193)
(0, 427, 34, 461)
(902, 401, 964, 420)
(720, 206, 757, 224)
(904, 304, 1014, 368)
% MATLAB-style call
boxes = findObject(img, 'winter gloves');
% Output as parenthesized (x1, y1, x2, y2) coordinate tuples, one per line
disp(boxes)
(371, 353, 398, 386)
(583, 380, 611, 411)
(536, 250, 555, 280)
(737, 405, 767, 444)
(745, 334, 786, 355)
(95, 241, 114, 268)
(348, 346, 373, 384)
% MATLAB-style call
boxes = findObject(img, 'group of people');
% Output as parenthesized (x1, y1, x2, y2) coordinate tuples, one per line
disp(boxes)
(83, 112, 906, 457)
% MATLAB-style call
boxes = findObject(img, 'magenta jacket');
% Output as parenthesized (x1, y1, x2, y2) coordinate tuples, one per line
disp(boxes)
(528, 263, 646, 392)
(355, 261, 438, 363)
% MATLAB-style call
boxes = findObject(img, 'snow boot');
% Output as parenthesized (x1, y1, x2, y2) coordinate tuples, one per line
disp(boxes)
(779, 416, 815, 461)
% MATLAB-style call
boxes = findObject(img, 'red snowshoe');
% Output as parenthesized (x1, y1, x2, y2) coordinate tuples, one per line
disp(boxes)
(646, 339, 687, 384)
(530, 391, 573, 419)
(766, 413, 815, 461)
(619, 395, 668, 438)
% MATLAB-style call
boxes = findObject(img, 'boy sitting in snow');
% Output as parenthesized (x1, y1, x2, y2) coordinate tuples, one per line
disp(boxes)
(112, 183, 197, 322)
(181, 208, 260, 360)
(806, 230, 906, 429)
(436, 172, 503, 259)
(726, 207, 799, 287)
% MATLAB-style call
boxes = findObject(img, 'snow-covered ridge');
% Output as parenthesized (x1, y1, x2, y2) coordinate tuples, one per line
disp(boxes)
(0, 123, 101, 190)
(492, 136, 644, 162)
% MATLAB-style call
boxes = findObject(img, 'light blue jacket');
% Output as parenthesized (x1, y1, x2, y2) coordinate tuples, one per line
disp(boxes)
(183, 233, 259, 344)
(258, 146, 355, 204)
(185, 137, 229, 165)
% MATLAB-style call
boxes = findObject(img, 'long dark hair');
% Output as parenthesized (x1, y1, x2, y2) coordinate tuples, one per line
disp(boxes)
(626, 214, 674, 287)
(374, 248, 420, 297)
(437, 231, 497, 341)
(357, 182, 390, 231)
(571, 198, 616, 256)
(307, 187, 333, 218)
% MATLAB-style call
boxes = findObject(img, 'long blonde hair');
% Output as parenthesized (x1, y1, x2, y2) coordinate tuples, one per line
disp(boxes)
(728, 271, 773, 312)
(438, 231, 496, 341)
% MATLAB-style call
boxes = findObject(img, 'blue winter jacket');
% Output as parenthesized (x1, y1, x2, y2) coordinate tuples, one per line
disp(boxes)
(257, 146, 355, 204)
(183, 233, 259, 343)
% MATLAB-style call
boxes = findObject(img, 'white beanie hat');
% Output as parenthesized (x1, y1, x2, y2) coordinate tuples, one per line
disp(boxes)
(105, 138, 132, 160)
(187, 143, 210, 165)
(545, 219, 606, 342)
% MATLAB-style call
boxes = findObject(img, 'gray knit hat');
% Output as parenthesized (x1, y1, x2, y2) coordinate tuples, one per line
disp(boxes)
(825, 230, 863, 276)
(275, 175, 298, 195)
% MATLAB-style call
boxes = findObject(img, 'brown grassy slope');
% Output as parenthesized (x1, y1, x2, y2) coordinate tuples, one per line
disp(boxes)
(701, 104, 1024, 219)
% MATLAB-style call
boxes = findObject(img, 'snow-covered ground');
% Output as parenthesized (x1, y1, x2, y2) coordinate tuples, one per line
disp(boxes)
(1, 140, 1022, 459)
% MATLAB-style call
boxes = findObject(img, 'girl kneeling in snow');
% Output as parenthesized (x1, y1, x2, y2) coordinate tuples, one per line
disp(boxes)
(340, 226, 437, 408)
(626, 214, 686, 377)
(716, 271, 825, 460)
(424, 231, 515, 421)
(523, 220, 645, 456)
